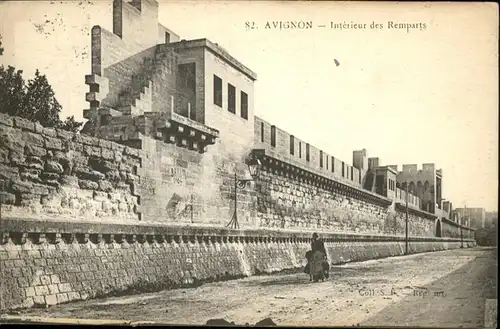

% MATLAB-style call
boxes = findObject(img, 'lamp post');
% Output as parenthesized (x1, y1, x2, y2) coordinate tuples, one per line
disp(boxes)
(0, 180, 5, 222)
(460, 216, 464, 248)
(226, 158, 261, 230)
(405, 182, 409, 255)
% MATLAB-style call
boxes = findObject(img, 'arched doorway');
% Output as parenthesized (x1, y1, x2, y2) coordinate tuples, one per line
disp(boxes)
(435, 219, 442, 237)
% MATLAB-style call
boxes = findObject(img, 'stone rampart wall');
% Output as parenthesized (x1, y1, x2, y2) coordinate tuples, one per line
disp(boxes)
(254, 116, 363, 188)
(254, 154, 444, 238)
(0, 112, 477, 312)
(0, 218, 475, 310)
(442, 219, 473, 239)
(0, 113, 141, 223)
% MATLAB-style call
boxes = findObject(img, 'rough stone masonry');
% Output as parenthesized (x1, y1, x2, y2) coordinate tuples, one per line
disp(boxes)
(0, 0, 475, 311)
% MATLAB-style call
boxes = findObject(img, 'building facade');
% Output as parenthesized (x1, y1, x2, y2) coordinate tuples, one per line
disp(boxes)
(82, 0, 465, 231)
(454, 207, 486, 229)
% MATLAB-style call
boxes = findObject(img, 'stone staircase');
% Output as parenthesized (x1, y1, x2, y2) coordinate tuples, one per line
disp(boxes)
(116, 46, 177, 116)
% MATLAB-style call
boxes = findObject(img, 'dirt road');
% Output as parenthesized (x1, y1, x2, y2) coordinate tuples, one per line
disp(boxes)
(2, 247, 497, 328)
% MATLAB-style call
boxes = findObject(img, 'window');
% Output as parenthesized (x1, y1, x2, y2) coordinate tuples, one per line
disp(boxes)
(331, 157, 334, 172)
(326, 155, 329, 170)
(342, 162, 345, 177)
(320, 151, 323, 168)
(165, 32, 170, 43)
(228, 84, 236, 114)
(213, 75, 222, 107)
(271, 125, 276, 147)
(306, 143, 310, 162)
(359, 170, 361, 183)
(178, 63, 196, 90)
(260, 122, 264, 142)
(299, 142, 302, 158)
(351, 167, 353, 180)
(240, 91, 248, 119)
(290, 135, 295, 155)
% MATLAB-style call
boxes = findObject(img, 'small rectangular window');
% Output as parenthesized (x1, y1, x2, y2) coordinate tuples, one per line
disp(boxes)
(331, 157, 334, 172)
(213, 75, 222, 107)
(228, 84, 236, 114)
(240, 91, 248, 119)
(306, 143, 310, 162)
(342, 162, 345, 177)
(320, 151, 323, 168)
(351, 167, 353, 180)
(260, 122, 264, 142)
(326, 155, 329, 170)
(165, 32, 170, 43)
(290, 135, 294, 155)
(271, 125, 276, 147)
(299, 142, 302, 158)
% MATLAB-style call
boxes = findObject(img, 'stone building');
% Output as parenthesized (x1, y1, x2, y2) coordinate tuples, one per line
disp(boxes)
(454, 207, 486, 229)
(485, 211, 498, 229)
(80, 0, 459, 229)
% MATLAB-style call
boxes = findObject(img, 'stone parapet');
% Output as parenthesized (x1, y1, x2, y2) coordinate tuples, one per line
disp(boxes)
(1, 218, 473, 245)
(0, 218, 475, 311)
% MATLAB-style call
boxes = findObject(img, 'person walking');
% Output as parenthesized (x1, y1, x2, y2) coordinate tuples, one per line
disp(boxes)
(309, 232, 328, 282)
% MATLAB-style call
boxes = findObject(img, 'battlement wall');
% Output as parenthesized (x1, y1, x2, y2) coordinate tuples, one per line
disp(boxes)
(254, 116, 363, 189)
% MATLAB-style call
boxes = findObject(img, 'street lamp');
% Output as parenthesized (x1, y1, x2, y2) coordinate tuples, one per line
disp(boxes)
(0, 179, 5, 222)
(226, 158, 262, 229)
(405, 181, 409, 255)
(460, 215, 464, 248)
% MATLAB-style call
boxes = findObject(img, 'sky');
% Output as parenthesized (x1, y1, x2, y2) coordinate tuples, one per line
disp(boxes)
(0, 1, 498, 211)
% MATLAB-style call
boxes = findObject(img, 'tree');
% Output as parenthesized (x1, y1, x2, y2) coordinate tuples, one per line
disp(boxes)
(0, 64, 83, 132)
(0, 33, 4, 55)
(23, 69, 63, 127)
(0, 66, 25, 117)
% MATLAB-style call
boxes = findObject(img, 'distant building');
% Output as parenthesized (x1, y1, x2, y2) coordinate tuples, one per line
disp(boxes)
(485, 211, 498, 229)
(393, 164, 443, 214)
(454, 208, 486, 229)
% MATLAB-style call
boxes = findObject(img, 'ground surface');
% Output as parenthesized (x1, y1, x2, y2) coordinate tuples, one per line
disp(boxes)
(1, 247, 497, 328)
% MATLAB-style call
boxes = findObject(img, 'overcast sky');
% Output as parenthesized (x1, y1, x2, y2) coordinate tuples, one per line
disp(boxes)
(0, 1, 498, 211)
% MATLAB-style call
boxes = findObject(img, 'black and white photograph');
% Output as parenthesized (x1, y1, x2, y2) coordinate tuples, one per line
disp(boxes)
(0, 1, 498, 327)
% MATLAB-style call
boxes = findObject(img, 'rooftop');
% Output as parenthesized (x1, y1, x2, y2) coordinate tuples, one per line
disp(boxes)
(157, 38, 258, 81)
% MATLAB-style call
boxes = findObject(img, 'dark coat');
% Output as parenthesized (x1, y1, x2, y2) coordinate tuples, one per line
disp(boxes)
(311, 238, 326, 255)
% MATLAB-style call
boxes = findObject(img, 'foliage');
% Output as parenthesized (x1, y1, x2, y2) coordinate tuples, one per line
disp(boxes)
(58, 115, 84, 133)
(0, 64, 83, 132)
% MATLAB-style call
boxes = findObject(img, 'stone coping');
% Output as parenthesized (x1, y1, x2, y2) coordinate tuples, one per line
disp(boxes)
(395, 202, 437, 220)
(394, 202, 474, 231)
(252, 149, 393, 207)
(441, 217, 474, 231)
(0, 217, 474, 244)
(170, 112, 220, 138)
